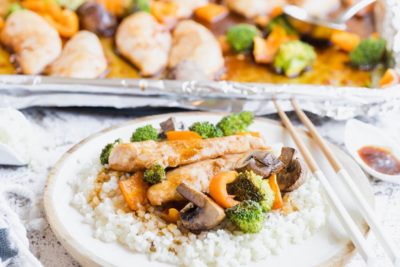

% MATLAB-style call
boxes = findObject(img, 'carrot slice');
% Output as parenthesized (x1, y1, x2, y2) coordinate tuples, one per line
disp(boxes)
(379, 69, 399, 88)
(253, 26, 292, 64)
(45, 9, 79, 38)
(119, 172, 149, 211)
(209, 171, 239, 208)
(166, 131, 202, 141)
(194, 3, 228, 24)
(330, 31, 360, 52)
(268, 174, 283, 210)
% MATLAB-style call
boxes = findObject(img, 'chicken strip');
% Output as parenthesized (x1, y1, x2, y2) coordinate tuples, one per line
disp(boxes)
(226, 0, 284, 18)
(168, 20, 224, 80)
(1, 10, 62, 74)
(147, 154, 244, 205)
(115, 12, 171, 76)
(109, 134, 267, 172)
(49, 31, 107, 78)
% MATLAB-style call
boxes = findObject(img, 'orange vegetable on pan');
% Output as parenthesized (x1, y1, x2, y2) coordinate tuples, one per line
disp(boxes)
(253, 26, 291, 64)
(119, 172, 149, 211)
(44, 9, 79, 38)
(268, 174, 283, 210)
(166, 131, 202, 141)
(379, 69, 399, 88)
(151, 1, 178, 25)
(194, 3, 228, 24)
(330, 31, 360, 52)
(209, 171, 240, 208)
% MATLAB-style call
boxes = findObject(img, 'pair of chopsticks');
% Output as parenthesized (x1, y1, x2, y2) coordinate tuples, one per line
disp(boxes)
(273, 98, 400, 267)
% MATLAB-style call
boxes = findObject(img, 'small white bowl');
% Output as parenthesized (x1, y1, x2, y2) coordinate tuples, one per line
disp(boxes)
(345, 119, 400, 184)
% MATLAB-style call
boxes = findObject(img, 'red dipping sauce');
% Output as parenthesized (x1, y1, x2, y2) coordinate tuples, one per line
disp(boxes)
(358, 146, 400, 175)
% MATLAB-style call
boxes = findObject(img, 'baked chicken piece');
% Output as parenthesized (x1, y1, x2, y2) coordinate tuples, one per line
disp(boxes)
(168, 20, 224, 80)
(49, 31, 107, 78)
(115, 12, 172, 76)
(1, 10, 62, 75)
(147, 154, 244, 205)
(225, 0, 284, 18)
(108, 134, 267, 172)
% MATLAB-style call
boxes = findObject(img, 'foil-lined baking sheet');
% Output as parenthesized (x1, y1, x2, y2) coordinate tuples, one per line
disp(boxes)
(0, 75, 399, 120)
(1, 0, 400, 120)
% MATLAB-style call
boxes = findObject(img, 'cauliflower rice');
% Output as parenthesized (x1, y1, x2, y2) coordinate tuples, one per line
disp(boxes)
(70, 158, 329, 267)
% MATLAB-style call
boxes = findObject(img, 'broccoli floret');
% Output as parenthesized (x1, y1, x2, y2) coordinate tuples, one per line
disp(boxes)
(273, 40, 316, 77)
(217, 111, 254, 136)
(226, 200, 264, 233)
(189, 122, 223, 139)
(266, 15, 296, 34)
(143, 164, 166, 184)
(100, 139, 122, 165)
(228, 171, 275, 212)
(227, 24, 259, 53)
(131, 125, 158, 142)
(134, 0, 150, 12)
(350, 38, 386, 70)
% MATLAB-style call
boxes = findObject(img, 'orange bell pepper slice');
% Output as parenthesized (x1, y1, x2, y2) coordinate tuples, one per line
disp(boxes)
(119, 172, 149, 211)
(209, 171, 239, 208)
(194, 3, 228, 24)
(379, 69, 399, 88)
(330, 31, 360, 52)
(166, 131, 202, 141)
(268, 174, 283, 210)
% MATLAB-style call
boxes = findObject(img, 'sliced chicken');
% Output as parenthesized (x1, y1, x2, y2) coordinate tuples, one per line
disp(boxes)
(1, 10, 62, 74)
(49, 31, 107, 78)
(168, 20, 224, 80)
(115, 12, 172, 76)
(147, 154, 244, 205)
(225, 0, 284, 18)
(167, 0, 208, 18)
(109, 134, 267, 172)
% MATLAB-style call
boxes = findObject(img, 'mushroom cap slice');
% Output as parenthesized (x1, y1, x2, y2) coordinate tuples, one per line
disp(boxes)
(236, 150, 284, 178)
(277, 147, 307, 192)
(176, 183, 225, 231)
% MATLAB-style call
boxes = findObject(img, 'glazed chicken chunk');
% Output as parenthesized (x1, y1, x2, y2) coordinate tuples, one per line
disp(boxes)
(108, 135, 267, 172)
(49, 31, 107, 78)
(147, 154, 244, 206)
(226, 0, 284, 18)
(115, 12, 172, 76)
(168, 20, 224, 80)
(1, 10, 62, 75)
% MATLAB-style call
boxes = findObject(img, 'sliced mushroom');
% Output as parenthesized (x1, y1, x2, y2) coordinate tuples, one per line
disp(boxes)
(77, 2, 117, 37)
(176, 183, 225, 232)
(276, 147, 307, 192)
(236, 150, 285, 178)
(159, 117, 183, 132)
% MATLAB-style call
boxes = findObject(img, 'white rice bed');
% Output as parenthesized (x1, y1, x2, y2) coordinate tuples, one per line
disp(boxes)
(71, 160, 329, 267)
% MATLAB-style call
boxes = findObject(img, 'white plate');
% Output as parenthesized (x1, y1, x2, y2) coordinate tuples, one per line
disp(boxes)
(44, 112, 374, 267)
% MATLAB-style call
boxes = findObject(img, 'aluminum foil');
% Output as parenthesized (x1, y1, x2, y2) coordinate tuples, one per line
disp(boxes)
(1, 75, 400, 120)
(0, 0, 400, 120)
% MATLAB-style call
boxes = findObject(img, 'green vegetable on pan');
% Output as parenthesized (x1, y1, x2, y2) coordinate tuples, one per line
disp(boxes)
(189, 122, 223, 139)
(227, 171, 275, 212)
(7, 3, 23, 16)
(350, 38, 386, 70)
(143, 164, 166, 184)
(266, 15, 296, 35)
(131, 125, 158, 142)
(226, 200, 265, 233)
(273, 40, 316, 78)
(100, 139, 122, 165)
(134, 0, 150, 13)
(226, 24, 259, 53)
(217, 111, 254, 136)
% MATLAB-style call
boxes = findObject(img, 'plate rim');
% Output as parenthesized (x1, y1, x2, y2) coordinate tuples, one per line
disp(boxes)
(43, 111, 370, 267)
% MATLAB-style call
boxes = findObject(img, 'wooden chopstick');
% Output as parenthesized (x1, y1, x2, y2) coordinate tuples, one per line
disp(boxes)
(272, 99, 376, 266)
(291, 98, 400, 267)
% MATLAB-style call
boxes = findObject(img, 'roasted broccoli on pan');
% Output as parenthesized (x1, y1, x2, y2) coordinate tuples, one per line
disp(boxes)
(350, 38, 386, 70)
(227, 24, 259, 53)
